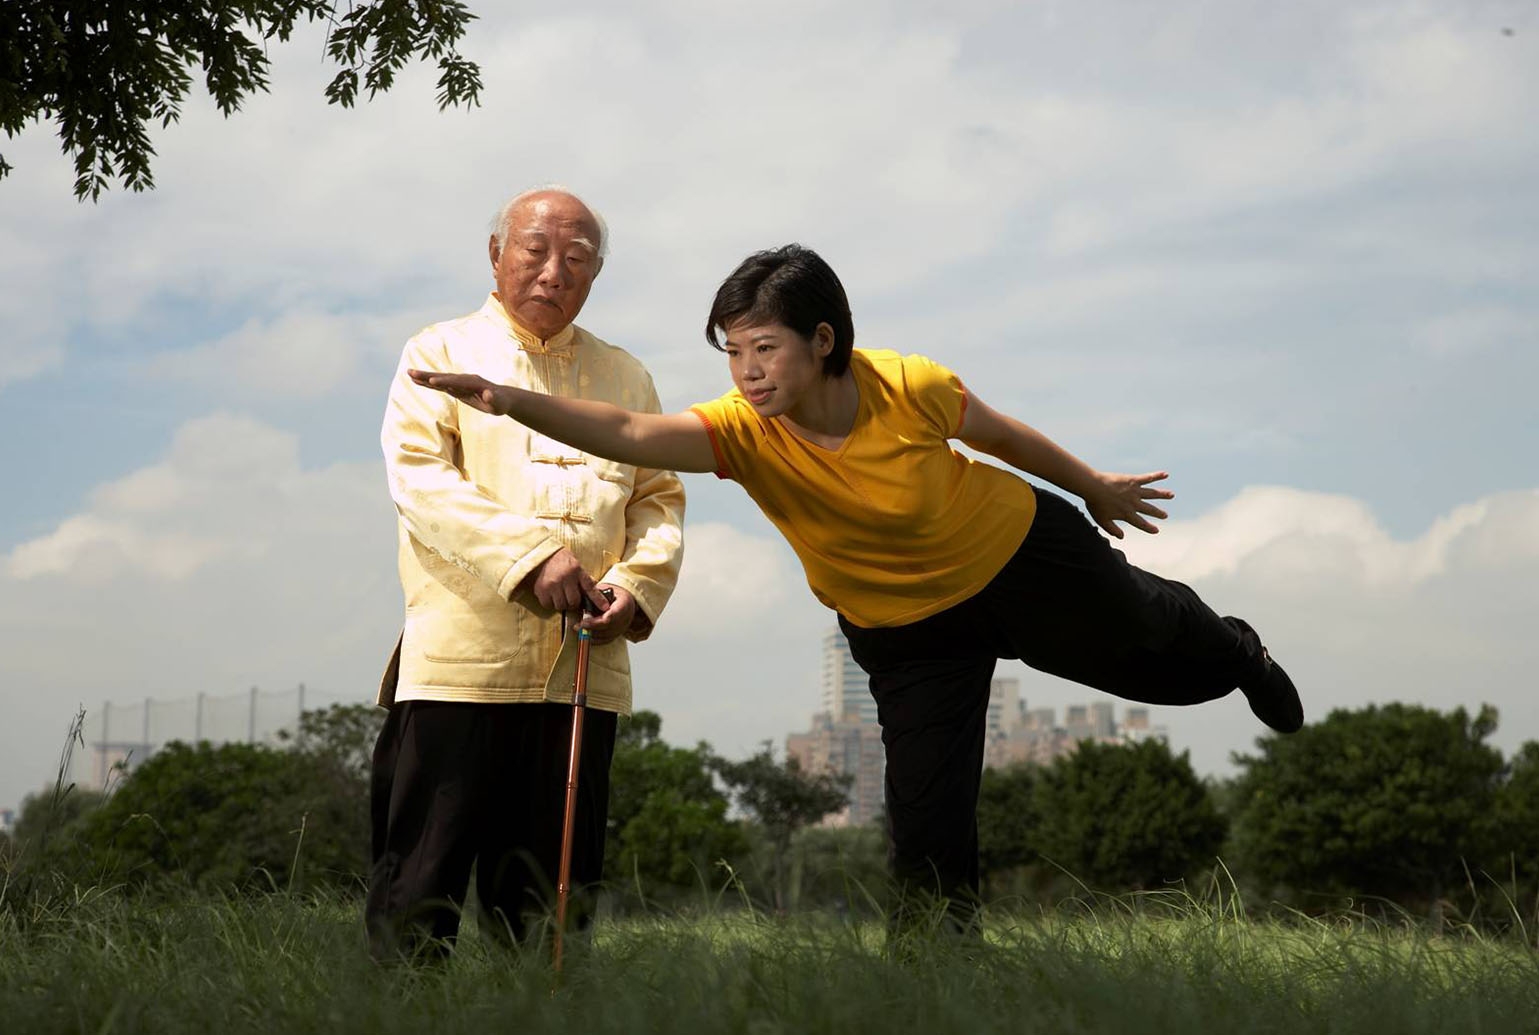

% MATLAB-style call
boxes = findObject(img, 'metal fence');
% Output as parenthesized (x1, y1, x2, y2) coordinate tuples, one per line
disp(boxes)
(73, 684, 362, 791)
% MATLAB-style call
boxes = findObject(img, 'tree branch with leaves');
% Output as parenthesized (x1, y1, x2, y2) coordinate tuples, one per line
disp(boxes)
(1, 0, 482, 199)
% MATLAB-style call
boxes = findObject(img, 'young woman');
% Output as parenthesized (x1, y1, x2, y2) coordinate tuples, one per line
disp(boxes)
(409, 244, 1302, 931)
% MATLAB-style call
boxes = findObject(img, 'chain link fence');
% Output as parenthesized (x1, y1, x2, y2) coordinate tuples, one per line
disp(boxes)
(74, 685, 363, 791)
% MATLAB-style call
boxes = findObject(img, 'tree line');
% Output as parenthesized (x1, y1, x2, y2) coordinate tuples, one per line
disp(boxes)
(0, 704, 851, 917)
(4, 700, 1537, 927)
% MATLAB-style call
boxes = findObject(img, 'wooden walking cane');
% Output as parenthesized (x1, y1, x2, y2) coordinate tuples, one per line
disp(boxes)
(553, 589, 610, 972)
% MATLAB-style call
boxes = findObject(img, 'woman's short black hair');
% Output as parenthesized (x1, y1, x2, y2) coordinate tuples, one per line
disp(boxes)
(705, 244, 855, 377)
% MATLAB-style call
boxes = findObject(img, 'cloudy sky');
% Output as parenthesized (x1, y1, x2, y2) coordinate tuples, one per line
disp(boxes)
(2, 0, 1536, 811)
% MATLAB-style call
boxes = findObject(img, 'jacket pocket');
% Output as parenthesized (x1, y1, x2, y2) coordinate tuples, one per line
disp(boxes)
(411, 598, 528, 664)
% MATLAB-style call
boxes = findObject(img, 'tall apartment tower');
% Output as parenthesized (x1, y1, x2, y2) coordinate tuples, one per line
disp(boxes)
(821, 627, 876, 725)
(987, 677, 1021, 738)
(784, 627, 886, 826)
(1090, 701, 1116, 739)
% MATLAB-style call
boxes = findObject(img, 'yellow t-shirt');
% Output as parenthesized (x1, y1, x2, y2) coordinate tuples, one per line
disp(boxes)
(689, 349, 1037, 628)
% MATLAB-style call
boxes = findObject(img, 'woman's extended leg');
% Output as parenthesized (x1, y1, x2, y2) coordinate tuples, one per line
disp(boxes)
(977, 489, 1300, 729)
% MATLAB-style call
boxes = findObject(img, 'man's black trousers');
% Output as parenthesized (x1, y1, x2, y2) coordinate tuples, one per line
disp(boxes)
(839, 489, 1265, 932)
(365, 699, 617, 960)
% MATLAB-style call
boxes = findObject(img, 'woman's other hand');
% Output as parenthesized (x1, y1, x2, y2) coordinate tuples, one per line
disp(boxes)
(1084, 471, 1173, 538)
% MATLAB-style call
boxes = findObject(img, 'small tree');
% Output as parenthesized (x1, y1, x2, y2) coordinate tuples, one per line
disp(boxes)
(1031, 738, 1226, 893)
(1230, 703, 1504, 914)
(1, 708, 101, 910)
(604, 712, 744, 903)
(2, 0, 483, 198)
(1486, 740, 1539, 923)
(4, 782, 106, 894)
(788, 824, 888, 916)
(80, 739, 367, 891)
(977, 763, 1040, 896)
(713, 743, 849, 913)
(276, 702, 383, 785)
(12, 783, 105, 854)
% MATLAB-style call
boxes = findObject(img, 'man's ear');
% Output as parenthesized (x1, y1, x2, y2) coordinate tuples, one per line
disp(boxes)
(487, 234, 500, 270)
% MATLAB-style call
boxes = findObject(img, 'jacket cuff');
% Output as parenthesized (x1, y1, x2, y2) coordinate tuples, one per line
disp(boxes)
(496, 536, 564, 600)
(595, 571, 663, 643)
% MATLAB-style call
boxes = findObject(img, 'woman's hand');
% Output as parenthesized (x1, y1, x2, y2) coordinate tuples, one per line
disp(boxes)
(408, 369, 513, 416)
(1083, 471, 1173, 538)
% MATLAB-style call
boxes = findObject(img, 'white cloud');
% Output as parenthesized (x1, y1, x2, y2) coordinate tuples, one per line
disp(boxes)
(1111, 485, 1539, 772)
(142, 307, 435, 400)
(1413, 305, 1538, 358)
(0, 412, 400, 804)
(11, 0, 1527, 341)
(7, 514, 227, 582)
(2, 1, 1532, 444)
(627, 515, 827, 755)
(4, 413, 392, 581)
(0, 343, 63, 391)
(1118, 486, 1539, 590)
(649, 520, 799, 639)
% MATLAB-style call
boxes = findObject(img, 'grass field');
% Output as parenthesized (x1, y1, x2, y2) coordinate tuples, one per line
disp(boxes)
(3, 885, 1537, 1035)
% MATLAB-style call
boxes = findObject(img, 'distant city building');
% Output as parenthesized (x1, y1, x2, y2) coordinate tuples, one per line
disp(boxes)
(1091, 701, 1116, 738)
(987, 677, 1021, 740)
(984, 696, 1169, 770)
(786, 711, 885, 827)
(0, 807, 15, 836)
(88, 741, 154, 791)
(786, 628, 884, 826)
(821, 627, 876, 725)
(1023, 707, 1055, 731)
(789, 629, 1173, 822)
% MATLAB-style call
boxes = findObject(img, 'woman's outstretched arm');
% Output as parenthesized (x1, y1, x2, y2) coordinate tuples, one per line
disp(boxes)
(408, 370, 719, 473)
(957, 388, 1173, 538)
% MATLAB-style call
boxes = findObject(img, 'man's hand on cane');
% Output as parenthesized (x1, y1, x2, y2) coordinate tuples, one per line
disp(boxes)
(525, 547, 610, 613)
(583, 585, 635, 644)
(525, 548, 634, 643)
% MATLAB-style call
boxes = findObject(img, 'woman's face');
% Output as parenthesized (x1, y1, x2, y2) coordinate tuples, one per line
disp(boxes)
(722, 320, 834, 417)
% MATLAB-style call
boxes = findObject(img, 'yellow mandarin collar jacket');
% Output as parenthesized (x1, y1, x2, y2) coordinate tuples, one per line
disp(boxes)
(379, 294, 686, 713)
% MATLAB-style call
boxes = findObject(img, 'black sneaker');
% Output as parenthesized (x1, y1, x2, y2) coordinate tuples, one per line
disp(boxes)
(1231, 619, 1303, 733)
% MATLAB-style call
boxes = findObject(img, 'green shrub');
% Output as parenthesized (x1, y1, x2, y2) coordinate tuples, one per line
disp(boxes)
(79, 740, 367, 892)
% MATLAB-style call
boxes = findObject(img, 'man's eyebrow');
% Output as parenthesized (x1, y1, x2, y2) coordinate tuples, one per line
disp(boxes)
(513, 229, 597, 254)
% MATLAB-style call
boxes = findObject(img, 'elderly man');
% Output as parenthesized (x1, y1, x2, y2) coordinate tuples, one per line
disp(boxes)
(366, 187, 686, 960)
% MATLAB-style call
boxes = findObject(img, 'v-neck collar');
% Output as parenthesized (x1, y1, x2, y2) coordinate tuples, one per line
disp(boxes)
(772, 355, 866, 458)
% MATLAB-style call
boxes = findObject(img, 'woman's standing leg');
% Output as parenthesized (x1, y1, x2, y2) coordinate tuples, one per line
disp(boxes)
(840, 609, 997, 936)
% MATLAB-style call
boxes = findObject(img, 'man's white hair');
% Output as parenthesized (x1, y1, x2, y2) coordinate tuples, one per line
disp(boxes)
(489, 184, 610, 261)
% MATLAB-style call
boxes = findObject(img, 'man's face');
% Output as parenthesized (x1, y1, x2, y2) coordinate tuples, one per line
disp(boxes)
(489, 192, 603, 340)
